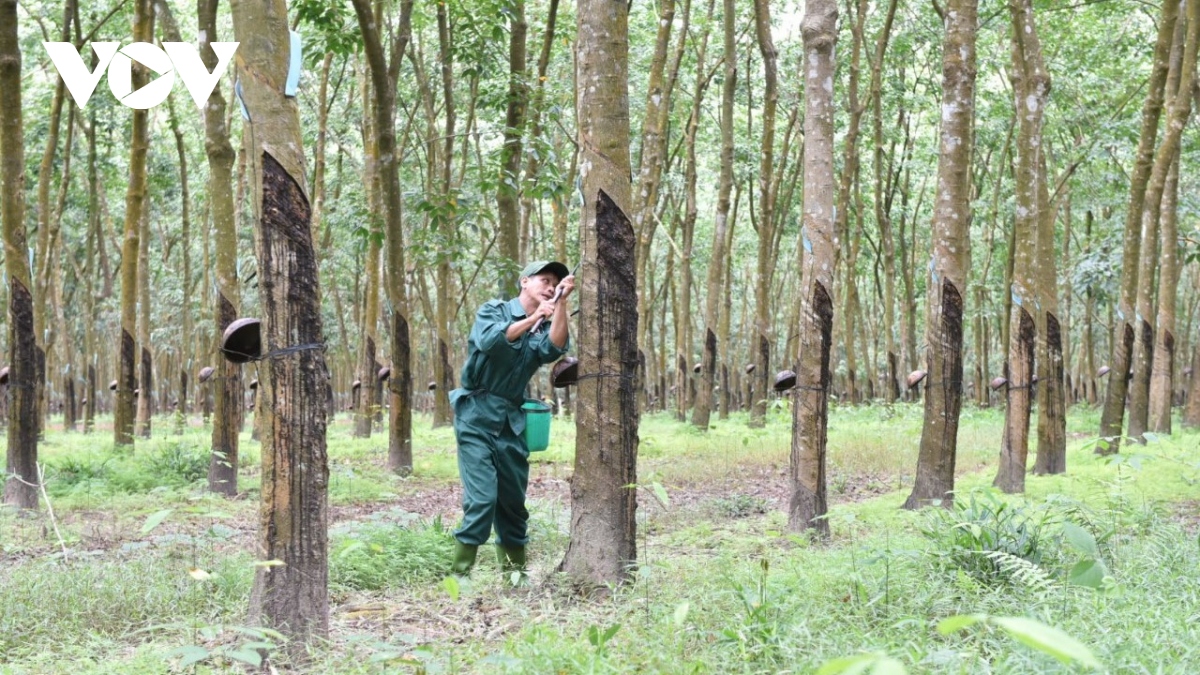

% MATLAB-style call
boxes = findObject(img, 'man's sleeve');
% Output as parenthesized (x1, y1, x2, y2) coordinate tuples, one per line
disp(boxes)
(474, 301, 520, 360)
(532, 328, 569, 364)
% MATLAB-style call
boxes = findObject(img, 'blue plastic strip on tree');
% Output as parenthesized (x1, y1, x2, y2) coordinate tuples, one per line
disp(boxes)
(285, 31, 302, 97)
(234, 78, 250, 121)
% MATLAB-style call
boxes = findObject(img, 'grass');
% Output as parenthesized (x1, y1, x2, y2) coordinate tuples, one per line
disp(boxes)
(1, 403, 1199, 673)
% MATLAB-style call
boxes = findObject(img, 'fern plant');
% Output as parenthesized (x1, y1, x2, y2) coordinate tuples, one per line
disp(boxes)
(920, 488, 1059, 586)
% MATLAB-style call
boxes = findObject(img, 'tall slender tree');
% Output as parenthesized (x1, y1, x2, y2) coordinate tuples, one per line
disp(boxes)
(750, 0, 780, 428)
(904, 0, 977, 508)
(350, 0, 415, 473)
(1, 0, 39, 508)
(114, 0, 154, 447)
(1147, 0, 1199, 435)
(200, 0, 243, 494)
(692, 0, 735, 430)
(995, 0, 1049, 493)
(560, 0, 639, 588)
(496, 0, 527, 294)
(788, 0, 837, 536)
(232, 0, 331, 644)
(1099, 0, 1178, 453)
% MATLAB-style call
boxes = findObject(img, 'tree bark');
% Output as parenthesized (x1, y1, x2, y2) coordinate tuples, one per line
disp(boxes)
(496, 0, 527, 295)
(1148, 155, 1181, 433)
(201, 0, 242, 494)
(83, 107, 99, 434)
(1099, 0, 1178, 453)
(995, 0, 1049, 493)
(750, 0, 780, 428)
(1149, 0, 1198, 433)
(788, 0, 837, 537)
(634, 0, 684, 413)
(114, 0, 153, 447)
(350, 0, 415, 473)
(1033, 171, 1065, 471)
(1, 0, 39, 509)
(354, 64, 381, 440)
(692, 0, 736, 430)
(136, 207, 153, 438)
(233, 0, 330, 646)
(904, 0, 976, 509)
(165, 94, 193, 433)
(560, 0, 639, 589)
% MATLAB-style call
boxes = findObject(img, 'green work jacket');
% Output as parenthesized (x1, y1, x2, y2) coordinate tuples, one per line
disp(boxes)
(450, 297, 569, 437)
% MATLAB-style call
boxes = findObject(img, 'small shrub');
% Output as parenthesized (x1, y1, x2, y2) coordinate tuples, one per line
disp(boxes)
(143, 442, 210, 486)
(920, 488, 1059, 586)
(711, 494, 770, 519)
(330, 519, 452, 591)
(46, 453, 112, 487)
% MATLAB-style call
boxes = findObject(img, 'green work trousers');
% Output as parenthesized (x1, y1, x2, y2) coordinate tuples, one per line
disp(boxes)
(453, 424, 530, 547)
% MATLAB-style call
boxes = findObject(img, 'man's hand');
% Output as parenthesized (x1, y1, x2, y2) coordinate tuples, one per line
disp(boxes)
(535, 299, 557, 319)
(555, 275, 576, 300)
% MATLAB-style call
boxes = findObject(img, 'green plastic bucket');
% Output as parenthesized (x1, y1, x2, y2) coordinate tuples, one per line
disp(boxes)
(521, 400, 552, 452)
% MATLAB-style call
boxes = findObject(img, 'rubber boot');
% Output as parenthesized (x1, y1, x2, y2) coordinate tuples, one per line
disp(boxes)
(495, 543, 529, 586)
(452, 541, 478, 576)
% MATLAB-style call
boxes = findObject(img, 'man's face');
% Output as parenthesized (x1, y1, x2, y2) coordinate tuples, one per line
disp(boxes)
(522, 273, 561, 302)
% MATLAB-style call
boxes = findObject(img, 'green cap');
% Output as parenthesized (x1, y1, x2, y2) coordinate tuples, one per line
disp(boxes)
(520, 260, 569, 281)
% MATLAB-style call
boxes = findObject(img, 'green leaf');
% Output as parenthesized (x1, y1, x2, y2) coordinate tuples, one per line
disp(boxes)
(1063, 523, 1099, 556)
(224, 648, 263, 667)
(992, 617, 1101, 669)
(870, 657, 908, 675)
(1069, 559, 1108, 589)
(442, 575, 460, 601)
(167, 645, 210, 668)
(651, 482, 670, 509)
(937, 614, 986, 635)
(816, 654, 876, 675)
(816, 653, 907, 675)
(141, 509, 174, 535)
(673, 602, 690, 626)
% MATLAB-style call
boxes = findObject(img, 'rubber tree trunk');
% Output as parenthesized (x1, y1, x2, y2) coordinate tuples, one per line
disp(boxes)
(749, 0, 779, 428)
(495, 0, 527, 294)
(904, 0, 976, 509)
(83, 105, 100, 435)
(1149, 0, 1200, 432)
(1099, 0, 1177, 454)
(349, 0, 415, 474)
(201, 0, 242, 495)
(633, 0, 681, 413)
(1149, 156, 1180, 433)
(1033, 159, 1065, 475)
(995, 0, 1048, 494)
(693, 0, 734, 431)
(354, 71, 381, 441)
(788, 0, 837, 537)
(1130, 3, 1196, 442)
(33, 0, 75, 440)
(559, 0, 639, 589)
(114, 0, 153, 448)
(136, 208, 153, 439)
(1, 0, 40, 509)
(430, 2, 456, 430)
(233, 0, 331, 646)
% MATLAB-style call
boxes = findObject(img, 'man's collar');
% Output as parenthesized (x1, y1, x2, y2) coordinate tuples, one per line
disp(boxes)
(507, 296, 527, 319)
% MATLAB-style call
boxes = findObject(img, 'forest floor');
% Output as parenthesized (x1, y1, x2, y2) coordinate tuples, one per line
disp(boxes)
(2, 402, 1198, 674)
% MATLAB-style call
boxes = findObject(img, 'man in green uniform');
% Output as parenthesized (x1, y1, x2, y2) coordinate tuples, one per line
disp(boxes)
(450, 261, 575, 579)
